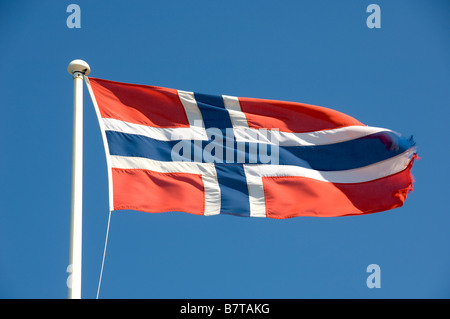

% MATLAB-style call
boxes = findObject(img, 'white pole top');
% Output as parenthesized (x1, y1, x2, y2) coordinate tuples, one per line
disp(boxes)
(68, 59, 91, 76)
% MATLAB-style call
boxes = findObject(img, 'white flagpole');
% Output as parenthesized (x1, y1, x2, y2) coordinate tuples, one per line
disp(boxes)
(67, 59, 90, 299)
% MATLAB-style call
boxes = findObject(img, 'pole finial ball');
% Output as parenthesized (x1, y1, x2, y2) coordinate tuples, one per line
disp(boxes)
(68, 60, 91, 76)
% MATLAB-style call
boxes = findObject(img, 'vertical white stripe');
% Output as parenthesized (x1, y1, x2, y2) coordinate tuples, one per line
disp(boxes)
(178, 90, 206, 133)
(198, 165, 221, 216)
(243, 165, 266, 218)
(222, 95, 250, 129)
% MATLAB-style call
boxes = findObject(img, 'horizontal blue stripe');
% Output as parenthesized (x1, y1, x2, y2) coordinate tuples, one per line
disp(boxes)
(106, 130, 281, 165)
(278, 131, 414, 170)
(106, 130, 414, 171)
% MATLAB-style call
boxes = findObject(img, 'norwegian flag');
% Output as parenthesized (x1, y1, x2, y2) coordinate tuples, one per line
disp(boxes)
(86, 77, 416, 219)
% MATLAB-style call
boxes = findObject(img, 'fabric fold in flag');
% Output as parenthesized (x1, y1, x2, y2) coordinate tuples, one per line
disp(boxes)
(85, 76, 417, 219)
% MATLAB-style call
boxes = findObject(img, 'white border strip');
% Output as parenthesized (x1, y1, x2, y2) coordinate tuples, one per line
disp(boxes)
(102, 118, 208, 141)
(233, 126, 393, 146)
(110, 155, 221, 216)
(103, 116, 390, 147)
(85, 76, 114, 211)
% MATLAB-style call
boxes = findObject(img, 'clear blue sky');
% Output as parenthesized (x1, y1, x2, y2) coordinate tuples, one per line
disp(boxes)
(1, 0, 449, 299)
